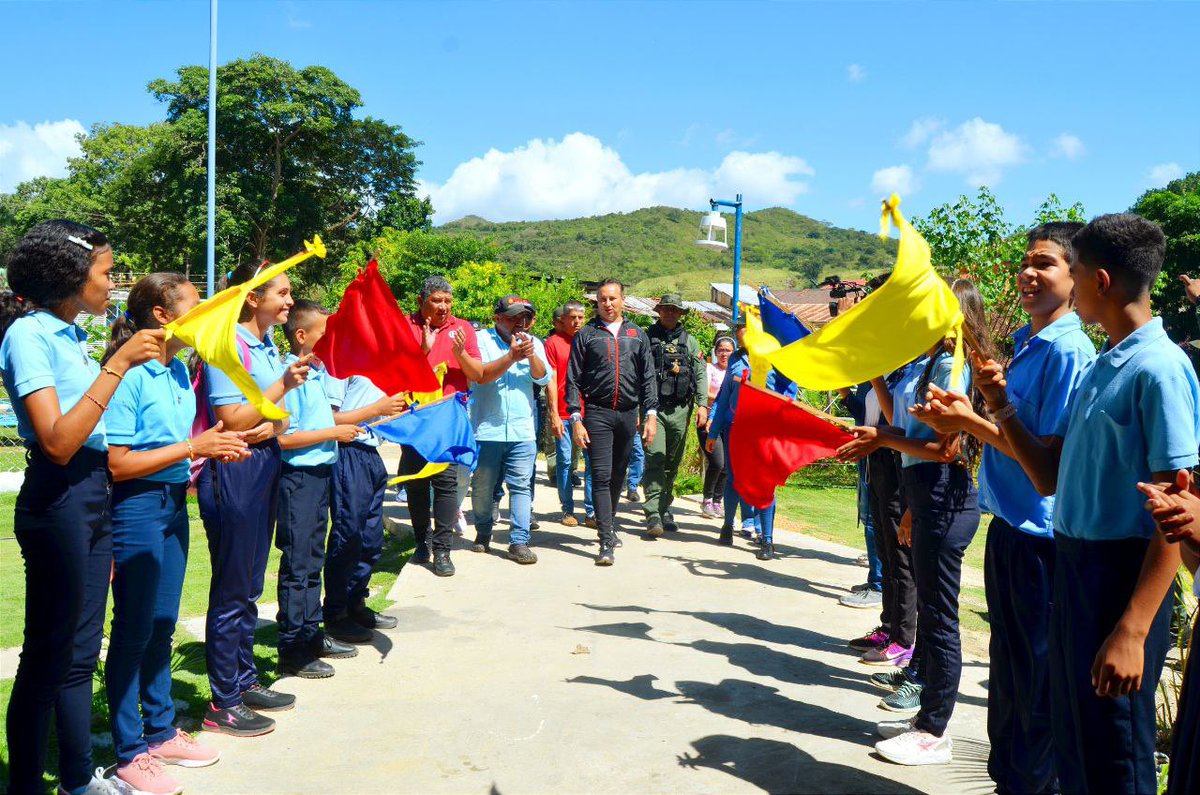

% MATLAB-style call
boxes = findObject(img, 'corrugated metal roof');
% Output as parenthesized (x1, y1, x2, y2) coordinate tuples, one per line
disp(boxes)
(709, 284, 761, 306)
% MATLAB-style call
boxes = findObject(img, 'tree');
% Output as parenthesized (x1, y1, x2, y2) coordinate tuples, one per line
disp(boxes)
(1130, 171, 1200, 342)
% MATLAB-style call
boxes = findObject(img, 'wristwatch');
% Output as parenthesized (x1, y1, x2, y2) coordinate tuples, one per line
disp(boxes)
(988, 402, 1018, 423)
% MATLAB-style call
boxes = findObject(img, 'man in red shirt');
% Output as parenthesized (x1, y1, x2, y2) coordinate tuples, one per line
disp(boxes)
(545, 301, 593, 527)
(397, 275, 483, 576)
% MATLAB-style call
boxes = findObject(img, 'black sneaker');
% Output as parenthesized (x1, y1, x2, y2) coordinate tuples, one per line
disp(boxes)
(325, 615, 374, 644)
(645, 517, 664, 539)
(663, 514, 679, 533)
(595, 545, 615, 566)
(507, 544, 538, 565)
(432, 551, 455, 577)
(869, 669, 909, 693)
(756, 542, 775, 561)
(470, 535, 491, 554)
(410, 543, 431, 565)
(350, 605, 397, 630)
(240, 684, 295, 712)
(277, 651, 334, 679)
(718, 527, 734, 546)
(203, 703, 276, 737)
(314, 633, 359, 658)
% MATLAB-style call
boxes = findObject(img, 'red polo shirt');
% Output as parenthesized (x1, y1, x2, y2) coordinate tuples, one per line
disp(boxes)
(544, 331, 575, 420)
(408, 312, 480, 396)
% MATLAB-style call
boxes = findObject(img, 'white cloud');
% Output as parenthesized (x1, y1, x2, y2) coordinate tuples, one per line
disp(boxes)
(0, 119, 85, 192)
(925, 117, 1026, 186)
(871, 164, 919, 197)
(1146, 162, 1184, 187)
(421, 132, 815, 222)
(900, 117, 944, 149)
(847, 64, 867, 83)
(1051, 133, 1085, 160)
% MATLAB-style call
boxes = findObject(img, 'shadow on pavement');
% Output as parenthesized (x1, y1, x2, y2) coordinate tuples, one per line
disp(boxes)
(564, 673, 677, 700)
(657, 554, 847, 601)
(679, 734, 927, 794)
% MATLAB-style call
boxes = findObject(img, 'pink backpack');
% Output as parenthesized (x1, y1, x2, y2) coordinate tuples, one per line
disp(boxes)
(189, 336, 253, 485)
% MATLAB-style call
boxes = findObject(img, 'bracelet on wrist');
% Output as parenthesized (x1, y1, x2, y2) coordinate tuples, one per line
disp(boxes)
(988, 402, 1018, 423)
(185, 439, 195, 459)
(82, 392, 108, 412)
(100, 365, 124, 381)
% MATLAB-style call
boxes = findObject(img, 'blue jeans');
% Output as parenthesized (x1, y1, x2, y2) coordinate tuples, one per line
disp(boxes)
(720, 434, 774, 541)
(106, 480, 189, 765)
(627, 432, 644, 491)
(472, 441, 537, 545)
(556, 421, 593, 517)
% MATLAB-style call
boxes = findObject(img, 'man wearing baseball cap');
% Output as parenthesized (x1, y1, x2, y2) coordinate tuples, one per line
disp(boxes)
(641, 294, 708, 537)
(467, 295, 551, 565)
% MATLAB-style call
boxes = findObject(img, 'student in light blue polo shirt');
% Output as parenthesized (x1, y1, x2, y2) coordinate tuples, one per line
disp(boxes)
(468, 295, 551, 564)
(324, 374, 406, 642)
(102, 273, 248, 792)
(969, 214, 1200, 795)
(914, 223, 1096, 793)
(275, 301, 364, 680)
(195, 261, 311, 738)
(0, 220, 165, 795)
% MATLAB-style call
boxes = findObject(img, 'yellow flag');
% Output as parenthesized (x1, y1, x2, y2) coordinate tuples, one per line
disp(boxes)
(388, 362, 451, 485)
(742, 305, 779, 386)
(164, 236, 327, 420)
(768, 195, 964, 391)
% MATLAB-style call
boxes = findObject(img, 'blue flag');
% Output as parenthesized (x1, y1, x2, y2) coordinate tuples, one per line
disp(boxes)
(759, 287, 811, 347)
(369, 393, 478, 471)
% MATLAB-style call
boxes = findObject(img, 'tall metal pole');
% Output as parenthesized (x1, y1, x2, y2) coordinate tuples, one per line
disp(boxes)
(205, 0, 218, 297)
(731, 193, 743, 324)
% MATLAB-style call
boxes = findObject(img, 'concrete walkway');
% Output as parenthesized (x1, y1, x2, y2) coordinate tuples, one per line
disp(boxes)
(182, 467, 992, 795)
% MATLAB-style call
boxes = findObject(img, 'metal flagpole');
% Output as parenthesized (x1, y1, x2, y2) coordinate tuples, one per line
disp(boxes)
(205, 0, 218, 297)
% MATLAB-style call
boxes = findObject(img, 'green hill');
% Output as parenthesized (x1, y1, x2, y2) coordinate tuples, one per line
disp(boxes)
(438, 206, 897, 299)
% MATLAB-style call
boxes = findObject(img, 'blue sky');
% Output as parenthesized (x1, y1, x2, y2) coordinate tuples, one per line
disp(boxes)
(1, 0, 1197, 232)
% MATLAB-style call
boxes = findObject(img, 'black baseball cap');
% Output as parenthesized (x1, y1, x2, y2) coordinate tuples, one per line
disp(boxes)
(494, 295, 535, 317)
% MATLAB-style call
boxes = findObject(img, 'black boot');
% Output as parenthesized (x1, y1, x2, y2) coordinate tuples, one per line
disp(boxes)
(756, 542, 775, 561)
(277, 649, 334, 679)
(410, 538, 431, 565)
(718, 526, 734, 546)
(350, 604, 398, 630)
(432, 550, 455, 577)
(325, 614, 374, 644)
(470, 534, 491, 554)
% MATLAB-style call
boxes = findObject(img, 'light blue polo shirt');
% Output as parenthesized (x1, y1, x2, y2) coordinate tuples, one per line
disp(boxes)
(206, 324, 285, 407)
(280, 355, 337, 467)
(326, 374, 385, 448)
(470, 327, 551, 443)
(107, 358, 196, 483)
(1054, 317, 1200, 541)
(978, 313, 1096, 538)
(0, 310, 106, 451)
(893, 351, 972, 468)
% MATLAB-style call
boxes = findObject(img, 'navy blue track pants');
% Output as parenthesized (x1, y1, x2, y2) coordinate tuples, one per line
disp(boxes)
(326, 442, 387, 620)
(275, 463, 331, 652)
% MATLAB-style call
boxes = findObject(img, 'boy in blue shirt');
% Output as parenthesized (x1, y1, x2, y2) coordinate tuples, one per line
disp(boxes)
(968, 214, 1200, 793)
(276, 301, 364, 679)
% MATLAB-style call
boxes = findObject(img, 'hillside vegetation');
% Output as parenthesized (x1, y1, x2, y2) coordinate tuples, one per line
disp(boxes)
(439, 206, 897, 299)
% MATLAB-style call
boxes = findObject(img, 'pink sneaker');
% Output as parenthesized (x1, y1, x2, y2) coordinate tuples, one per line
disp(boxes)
(150, 727, 220, 768)
(848, 626, 889, 652)
(117, 753, 183, 795)
(861, 642, 914, 666)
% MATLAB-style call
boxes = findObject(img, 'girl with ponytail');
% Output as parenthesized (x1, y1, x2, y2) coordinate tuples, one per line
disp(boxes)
(0, 220, 163, 795)
(101, 273, 250, 793)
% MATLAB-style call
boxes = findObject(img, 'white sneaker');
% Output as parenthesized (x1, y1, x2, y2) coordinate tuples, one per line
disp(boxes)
(455, 510, 468, 536)
(876, 717, 914, 739)
(875, 729, 952, 766)
(59, 769, 132, 795)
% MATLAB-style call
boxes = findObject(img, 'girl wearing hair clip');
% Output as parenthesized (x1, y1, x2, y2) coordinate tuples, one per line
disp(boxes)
(0, 220, 164, 795)
(194, 261, 309, 738)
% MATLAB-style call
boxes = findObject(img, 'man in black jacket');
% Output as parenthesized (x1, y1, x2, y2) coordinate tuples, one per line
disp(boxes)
(566, 279, 658, 565)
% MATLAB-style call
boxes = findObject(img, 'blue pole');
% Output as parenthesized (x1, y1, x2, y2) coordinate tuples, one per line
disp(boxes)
(205, 0, 217, 297)
(732, 194, 743, 324)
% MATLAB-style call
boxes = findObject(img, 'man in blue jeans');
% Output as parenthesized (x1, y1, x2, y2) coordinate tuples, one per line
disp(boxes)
(545, 302, 594, 527)
(468, 294, 552, 564)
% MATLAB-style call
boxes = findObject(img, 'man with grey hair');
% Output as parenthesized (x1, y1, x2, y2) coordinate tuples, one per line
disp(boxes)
(395, 273, 483, 577)
(544, 300, 593, 527)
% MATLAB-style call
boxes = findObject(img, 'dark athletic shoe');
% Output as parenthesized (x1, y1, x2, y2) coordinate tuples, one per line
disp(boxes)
(325, 615, 374, 644)
(277, 651, 334, 679)
(869, 669, 909, 693)
(470, 535, 491, 554)
(239, 684, 295, 712)
(645, 517, 664, 539)
(350, 605, 397, 630)
(756, 542, 775, 561)
(203, 703, 275, 737)
(432, 551, 455, 577)
(507, 544, 538, 565)
(595, 545, 615, 566)
(314, 634, 359, 659)
(410, 543, 431, 565)
(663, 515, 679, 533)
(718, 526, 734, 546)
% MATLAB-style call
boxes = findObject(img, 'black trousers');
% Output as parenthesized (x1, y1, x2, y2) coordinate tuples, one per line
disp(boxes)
(696, 424, 726, 501)
(902, 462, 979, 738)
(985, 517, 1057, 794)
(275, 463, 331, 653)
(583, 404, 638, 545)
(326, 442, 388, 621)
(6, 446, 111, 795)
(1050, 534, 1173, 795)
(398, 445, 459, 553)
(868, 449, 916, 647)
(197, 441, 280, 708)
(1168, 616, 1199, 795)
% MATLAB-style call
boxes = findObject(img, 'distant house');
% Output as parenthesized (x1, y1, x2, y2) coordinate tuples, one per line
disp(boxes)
(710, 282, 868, 329)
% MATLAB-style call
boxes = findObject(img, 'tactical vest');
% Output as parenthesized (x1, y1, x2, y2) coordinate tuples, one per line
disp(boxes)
(651, 330, 696, 408)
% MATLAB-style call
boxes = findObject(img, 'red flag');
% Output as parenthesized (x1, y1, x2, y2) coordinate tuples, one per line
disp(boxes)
(729, 379, 856, 509)
(314, 260, 441, 395)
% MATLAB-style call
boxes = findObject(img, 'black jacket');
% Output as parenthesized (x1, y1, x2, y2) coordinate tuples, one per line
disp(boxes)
(565, 317, 658, 415)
